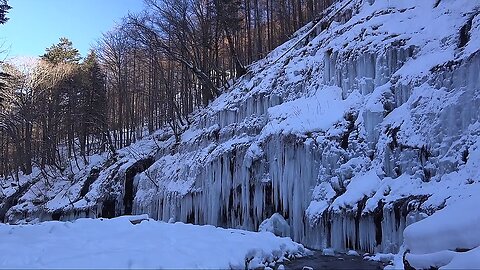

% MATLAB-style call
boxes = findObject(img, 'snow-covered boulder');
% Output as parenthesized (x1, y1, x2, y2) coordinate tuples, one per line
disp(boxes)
(323, 248, 335, 256)
(347, 250, 360, 256)
(258, 213, 291, 237)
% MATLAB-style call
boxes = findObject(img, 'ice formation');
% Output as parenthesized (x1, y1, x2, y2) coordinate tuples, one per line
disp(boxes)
(1, 0, 480, 268)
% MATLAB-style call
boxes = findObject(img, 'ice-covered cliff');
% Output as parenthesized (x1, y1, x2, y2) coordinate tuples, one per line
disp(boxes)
(2, 0, 480, 268)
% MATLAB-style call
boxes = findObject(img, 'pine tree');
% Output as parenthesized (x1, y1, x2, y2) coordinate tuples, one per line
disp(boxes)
(0, 0, 11, 25)
(38, 38, 81, 167)
(80, 51, 112, 156)
(0, 0, 11, 103)
(41, 37, 81, 64)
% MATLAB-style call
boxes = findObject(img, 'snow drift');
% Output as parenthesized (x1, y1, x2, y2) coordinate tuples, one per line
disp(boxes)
(0, 216, 306, 269)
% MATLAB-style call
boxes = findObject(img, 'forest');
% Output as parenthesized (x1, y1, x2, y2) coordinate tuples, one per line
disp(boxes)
(0, 0, 333, 179)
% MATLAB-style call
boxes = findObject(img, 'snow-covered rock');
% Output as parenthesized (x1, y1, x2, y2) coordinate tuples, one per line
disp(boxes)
(323, 248, 335, 256)
(259, 213, 291, 237)
(347, 250, 360, 256)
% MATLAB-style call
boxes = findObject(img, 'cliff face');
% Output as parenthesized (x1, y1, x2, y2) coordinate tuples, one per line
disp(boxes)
(2, 0, 480, 260)
(131, 0, 480, 254)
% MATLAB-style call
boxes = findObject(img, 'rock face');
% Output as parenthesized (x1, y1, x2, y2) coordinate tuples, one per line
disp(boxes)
(131, 0, 480, 254)
(1, 0, 480, 258)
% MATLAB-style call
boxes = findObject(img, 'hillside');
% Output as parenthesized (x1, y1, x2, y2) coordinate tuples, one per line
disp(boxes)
(1, 0, 480, 268)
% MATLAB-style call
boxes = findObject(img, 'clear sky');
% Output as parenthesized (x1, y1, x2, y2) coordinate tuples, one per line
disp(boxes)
(0, 0, 145, 59)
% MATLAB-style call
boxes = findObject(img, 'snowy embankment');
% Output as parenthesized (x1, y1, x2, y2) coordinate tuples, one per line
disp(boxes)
(401, 183, 480, 269)
(0, 216, 307, 269)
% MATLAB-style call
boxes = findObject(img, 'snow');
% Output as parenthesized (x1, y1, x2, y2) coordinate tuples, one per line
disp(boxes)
(347, 250, 360, 256)
(364, 253, 395, 264)
(244, 143, 264, 168)
(406, 250, 456, 270)
(0, 216, 307, 269)
(442, 247, 480, 269)
(259, 213, 291, 237)
(261, 86, 361, 138)
(330, 169, 381, 211)
(404, 190, 480, 254)
(405, 248, 480, 270)
(401, 184, 480, 269)
(322, 248, 335, 256)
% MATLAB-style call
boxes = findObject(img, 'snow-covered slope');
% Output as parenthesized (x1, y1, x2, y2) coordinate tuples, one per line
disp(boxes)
(2, 0, 480, 268)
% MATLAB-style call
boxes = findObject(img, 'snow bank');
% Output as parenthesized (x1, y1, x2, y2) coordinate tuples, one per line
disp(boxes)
(442, 247, 480, 269)
(404, 192, 480, 254)
(402, 185, 480, 269)
(398, 137, 480, 269)
(0, 216, 306, 269)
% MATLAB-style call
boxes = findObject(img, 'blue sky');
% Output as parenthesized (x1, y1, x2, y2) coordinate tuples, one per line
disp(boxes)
(0, 0, 145, 59)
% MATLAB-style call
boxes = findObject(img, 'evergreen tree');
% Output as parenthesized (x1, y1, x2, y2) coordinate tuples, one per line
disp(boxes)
(0, 0, 11, 101)
(41, 37, 82, 64)
(38, 38, 81, 167)
(0, 0, 11, 25)
(80, 51, 111, 156)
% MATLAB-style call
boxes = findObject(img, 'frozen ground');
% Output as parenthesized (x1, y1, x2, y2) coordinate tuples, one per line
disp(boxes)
(0, 215, 307, 269)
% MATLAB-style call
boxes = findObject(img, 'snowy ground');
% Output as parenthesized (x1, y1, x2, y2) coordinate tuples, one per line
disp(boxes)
(0, 215, 307, 269)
